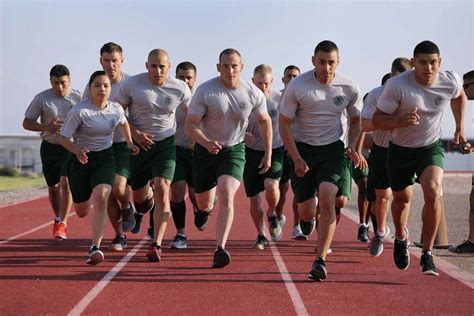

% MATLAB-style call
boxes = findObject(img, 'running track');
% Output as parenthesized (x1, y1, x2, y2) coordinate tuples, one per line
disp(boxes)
(0, 189, 472, 315)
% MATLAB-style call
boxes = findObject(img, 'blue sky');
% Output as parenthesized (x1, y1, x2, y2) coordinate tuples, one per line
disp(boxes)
(1, 0, 473, 137)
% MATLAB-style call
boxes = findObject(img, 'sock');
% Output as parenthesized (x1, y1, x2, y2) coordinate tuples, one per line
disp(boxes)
(370, 214, 378, 233)
(152, 242, 161, 248)
(171, 200, 186, 230)
(54, 217, 61, 223)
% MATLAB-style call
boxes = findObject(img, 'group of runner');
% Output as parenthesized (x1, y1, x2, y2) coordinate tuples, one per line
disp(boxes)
(23, 39, 472, 281)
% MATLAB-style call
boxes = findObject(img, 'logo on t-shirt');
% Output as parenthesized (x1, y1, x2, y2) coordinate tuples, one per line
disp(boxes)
(239, 101, 247, 109)
(434, 96, 444, 106)
(333, 96, 344, 106)
(109, 119, 117, 129)
(165, 96, 173, 106)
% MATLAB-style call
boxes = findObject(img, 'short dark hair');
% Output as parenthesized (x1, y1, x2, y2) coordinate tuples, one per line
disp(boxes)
(463, 71, 474, 81)
(413, 41, 440, 57)
(284, 65, 300, 74)
(314, 40, 338, 55)
(176, 61, 197, 74)
(50, 64, 70, 78)
(88, 70, 108, 87)
(219, 48, 241, 62)
(381, 73, 391, 85)
(391, 57, 411, 74)
(100, 42, 123, 55)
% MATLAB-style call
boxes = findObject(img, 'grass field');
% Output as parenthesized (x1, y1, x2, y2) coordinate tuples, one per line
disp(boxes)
(0, 176, 46, 192)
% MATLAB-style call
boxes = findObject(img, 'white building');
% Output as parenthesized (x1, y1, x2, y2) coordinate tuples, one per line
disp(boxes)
(0, 135, 42, 173)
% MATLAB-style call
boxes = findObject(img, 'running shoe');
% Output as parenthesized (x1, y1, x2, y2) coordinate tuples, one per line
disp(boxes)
(169, 234, 187, 249)
(53, 222, 67, 240)
(253, 235, 268, 250)
(212, 247, 231, 268)
(449, 240, 474, 253)
(109, 235, 128, 251)
(291, 225, 308, 241)
(121, 203, 136, 232)
(194, 209, 212, 231)
(147, 227, 154, 241)
(131, 213, 144, 234)
(369, 227, 390, 257)
(299, 218, 316, 236)
(357, 224, 369, 243)
(420, 251, 439, 276)
(268, 216, 282, 241)
(393, 238, 410, 270)
(308, 257, 327, 281)
(146, 243, 162, 262)
(86, 245, 104, 265)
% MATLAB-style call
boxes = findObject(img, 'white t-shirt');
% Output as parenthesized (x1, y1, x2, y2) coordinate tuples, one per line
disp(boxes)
(115, 73, 192, 141)
(24, 88, 82, 145)
(61, 100, 126, 151)
(377, 70, 462, 148)
(361, 85, 390, 148)
(188, 77, 268, 147)
(279, 70, 362, 146)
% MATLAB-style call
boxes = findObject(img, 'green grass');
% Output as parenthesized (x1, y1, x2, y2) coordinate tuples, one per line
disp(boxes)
(0, 176, 46, 192)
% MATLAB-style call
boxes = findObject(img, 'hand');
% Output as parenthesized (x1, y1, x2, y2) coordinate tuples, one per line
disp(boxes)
(398, 107, 420, 127)
(205, 140, 224, 155)
(294, 157, 309, 177)
(258, 153, 271, 174)
(356, 152, 368, 171)
(346, 148, 360, 168)
(459, 143, 472, 155)
(453, 128, 467, 147)
(128, 143, 140, 156)
(133, 130, 154, 151)
(244, 132, 255, 145)
(75, 148, 89, 164)
(47, 118, 62, 133)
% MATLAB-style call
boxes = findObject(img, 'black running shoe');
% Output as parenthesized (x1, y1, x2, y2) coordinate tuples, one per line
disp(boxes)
(109, 235, 128, 251)
(449, 240, 474, 253)
(121, 203, 136, 232)
(212, 247, 231, 268)
(357, 224, 369, 243)
(308, 257, 327, 281)
(268, 216, 282, 241)
(420, 251, 439, 276)
(253, 235, 268, 250)
(299, 218, 316, 236)
(131, 213, 144, 234)
(86, 245, 104, 265)
(393, 238, 410, 270)
(194, 209, 212, 231)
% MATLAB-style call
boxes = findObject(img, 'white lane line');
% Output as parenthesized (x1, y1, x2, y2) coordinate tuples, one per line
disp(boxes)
(269, 241, 309, 316)
(0, 194, 48, 209)
(0, 212, 77, 245)
(342, 207, 474, 290)
(68, 238, 147, 316)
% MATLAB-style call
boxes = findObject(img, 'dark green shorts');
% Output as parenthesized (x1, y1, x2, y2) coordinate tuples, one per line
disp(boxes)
(112, 142, 131, 179)
(243, 146, 284, 197)
(352, 163, 369, 182)
(290, 140, 348, 203)
(337, 160, 352, 198)
(68, 147, 115, 203)
(172, 146, 194, 187)
(387, 139, 444, 192)
(40, 140, 71, 187)
(130, 136, 176, 190)
(368, 144, 390, 191)
(193, 142, 245, 194)
(280, 151, 291, 184)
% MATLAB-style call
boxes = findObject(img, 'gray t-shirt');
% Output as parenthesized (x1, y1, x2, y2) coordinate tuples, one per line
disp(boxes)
(24, 88, 82, 145)
(82, 72, 129, 143)
(246, 89, 282, 151)
(115, 73, 192, 141)
(279, 70, 362, 146)
(188, 77, 268, 147)
(361, 85, 390, 148)
(175, 105, 191, 149)
(61, 100, 126, 152)
(377, 70, 462, 148)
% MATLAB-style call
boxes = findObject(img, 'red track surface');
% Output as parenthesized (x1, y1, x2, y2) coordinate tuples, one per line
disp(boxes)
(0, 189, 472, 315)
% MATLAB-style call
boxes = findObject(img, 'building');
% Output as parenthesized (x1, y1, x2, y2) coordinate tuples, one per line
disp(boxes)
(0, 135, 42, 173)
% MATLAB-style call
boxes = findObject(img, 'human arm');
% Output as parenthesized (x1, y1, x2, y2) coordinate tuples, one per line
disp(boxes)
(23, 117, 62, 133)
(118, 121, 140, 156)
(279, 114, 308, 177)
(59, 135, 89, 164)
(451, 89, 466, 145)
(255, 112, 272, 174)
(185, 114, 224, 154)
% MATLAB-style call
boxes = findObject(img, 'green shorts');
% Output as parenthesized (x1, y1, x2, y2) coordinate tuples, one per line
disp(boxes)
(387, 139, 444, 192)
(243, 146, 284, 197)
(40, 140, 71, 187)
(280, 151, 291, 184)
(368, 144, 390, 191)
(68, 147, 115, 203)
(352, 163, 369, 182)
(130, 136, 176, 190)
(112, 142, 131, 179)
(172, 146, 194, 187)
(193, 142, 245, 194)
(337, 160, 352, 198)
(290, 140, 348, 203)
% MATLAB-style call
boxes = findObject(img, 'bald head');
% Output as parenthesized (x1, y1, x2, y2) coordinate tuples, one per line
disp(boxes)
(146, 48, 171, 86)
(148, 48, 169, 61)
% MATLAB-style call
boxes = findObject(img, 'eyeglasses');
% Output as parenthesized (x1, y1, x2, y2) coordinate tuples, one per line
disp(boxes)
(464, 82, 474, 90)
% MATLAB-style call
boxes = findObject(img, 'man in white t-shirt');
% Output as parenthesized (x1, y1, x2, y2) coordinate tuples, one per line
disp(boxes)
(279, 40, 362, 281)
(373, 41, 466, 275)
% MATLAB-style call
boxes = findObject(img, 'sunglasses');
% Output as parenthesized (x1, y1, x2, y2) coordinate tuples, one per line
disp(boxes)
(464, 82, 474, 90)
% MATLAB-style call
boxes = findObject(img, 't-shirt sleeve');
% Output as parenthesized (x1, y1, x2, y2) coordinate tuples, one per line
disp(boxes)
(346, 85, 362, 118)
(114, 79, 132, 107)
(446, 71, 463, 99)
(279, 82, 298, 119)
(251, 88, 268, 116)
(180, 85, 192, 111)
(82, 82, 90, 101)
(187, 85, 207, 116)
(60, 108, 82, 139)
(376, 79, 400, 115)
(24, 94, 42, 120)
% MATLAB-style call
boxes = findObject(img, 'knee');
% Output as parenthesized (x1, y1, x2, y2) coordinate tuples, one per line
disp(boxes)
(335, 196, 347, 208)
(112, 185, 125, 199)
